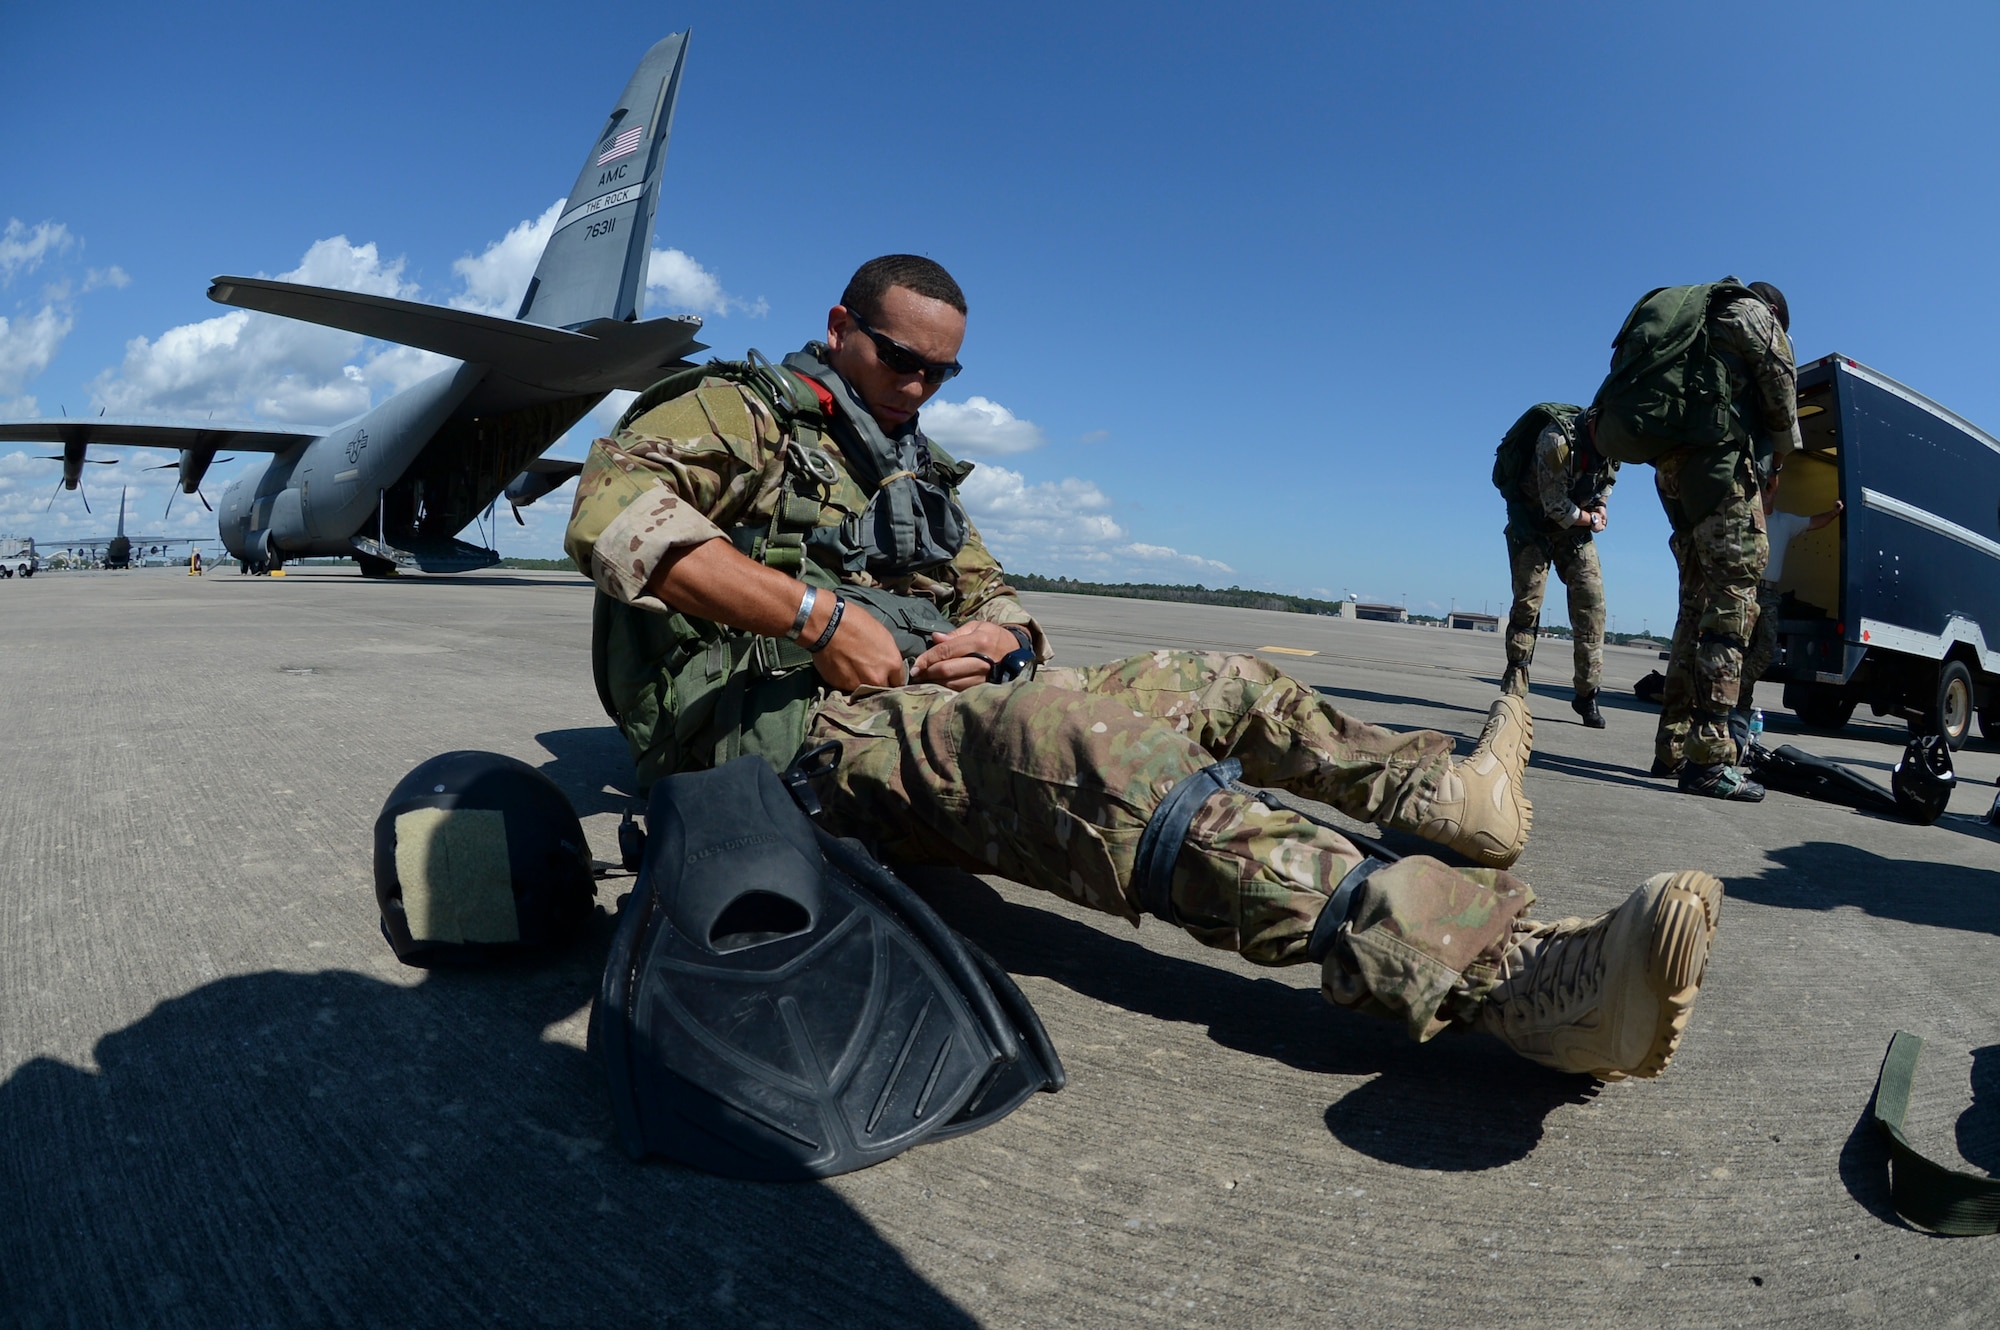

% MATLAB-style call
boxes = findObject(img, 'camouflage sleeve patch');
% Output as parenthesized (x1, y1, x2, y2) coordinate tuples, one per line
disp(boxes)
(1533, 423, 1583, 527)
(1713, 297, 1803, 460)
(564, 379, 784, 610)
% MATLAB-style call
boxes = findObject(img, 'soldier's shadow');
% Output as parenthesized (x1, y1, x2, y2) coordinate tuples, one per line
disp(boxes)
(0, 915, 975, 1329)
(907, 868, 1596, 1173)
(1726, 840, 2000, 936)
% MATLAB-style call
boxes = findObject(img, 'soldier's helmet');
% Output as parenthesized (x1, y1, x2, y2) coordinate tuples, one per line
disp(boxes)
(1890, 733, 1954, 826)
(373, 751, 595, 965)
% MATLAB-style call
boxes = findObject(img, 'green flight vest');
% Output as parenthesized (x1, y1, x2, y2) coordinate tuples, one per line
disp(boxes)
(589, 356, 969, 792)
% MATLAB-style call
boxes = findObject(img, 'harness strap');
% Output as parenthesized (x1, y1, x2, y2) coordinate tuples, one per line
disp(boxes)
(1307, 858, 1387, 963)
(1134, 763, 1410, 928)
(1873, 1031, 2000, 1235)
(1133, 760, 1241, 924)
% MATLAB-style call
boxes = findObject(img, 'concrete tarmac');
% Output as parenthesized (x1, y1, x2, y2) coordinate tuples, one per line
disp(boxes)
(3, 569, 1996, 1328)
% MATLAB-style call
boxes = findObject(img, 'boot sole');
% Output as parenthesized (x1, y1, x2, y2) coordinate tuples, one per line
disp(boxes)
(1607, 870, 1724, 1081)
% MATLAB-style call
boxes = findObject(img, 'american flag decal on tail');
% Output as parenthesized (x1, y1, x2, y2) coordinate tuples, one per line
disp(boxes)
(596, 124, 646, 165)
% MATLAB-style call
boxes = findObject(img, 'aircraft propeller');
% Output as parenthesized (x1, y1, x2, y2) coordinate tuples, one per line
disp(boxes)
(148, 457, 234, 518)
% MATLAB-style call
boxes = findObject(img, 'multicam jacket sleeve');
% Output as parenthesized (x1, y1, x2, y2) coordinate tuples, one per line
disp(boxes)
(1711, 296, 1804, 463)
(563, 374, 1048, 656)
(1531, 423, 1585, 528)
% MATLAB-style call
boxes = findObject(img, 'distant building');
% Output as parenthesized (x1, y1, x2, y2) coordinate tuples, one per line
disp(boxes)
(1329, 599, 1408, 623)
(1448, 610, 1500, 632)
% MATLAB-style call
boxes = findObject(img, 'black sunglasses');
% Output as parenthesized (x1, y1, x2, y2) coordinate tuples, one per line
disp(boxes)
(850, 313, 962, 386)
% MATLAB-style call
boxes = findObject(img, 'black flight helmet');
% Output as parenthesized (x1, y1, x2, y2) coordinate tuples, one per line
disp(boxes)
(1747, 281, 1790, 333)
(1890, 733, 1954, 826)
(374, 751, 594, 965)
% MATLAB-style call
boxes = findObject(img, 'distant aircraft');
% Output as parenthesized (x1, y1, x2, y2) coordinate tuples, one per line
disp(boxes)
(28, 487, 196, 569)
(0, 32, 703, 576)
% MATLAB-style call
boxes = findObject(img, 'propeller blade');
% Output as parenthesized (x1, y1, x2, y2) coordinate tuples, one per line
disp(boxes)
(44, 479, 61, 512)
(511, 503, 525, 526)
(163, 487, 176, 521)
(80, 485, 92, 514)
(198, 488, 213, 513)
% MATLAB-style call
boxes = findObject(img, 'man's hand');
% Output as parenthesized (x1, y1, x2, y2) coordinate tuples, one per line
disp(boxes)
(912, 621, 1025, 692)
(810, 603, 907, 692)
(1590, 505, 1609, 533)
(646, 537, 907, 693)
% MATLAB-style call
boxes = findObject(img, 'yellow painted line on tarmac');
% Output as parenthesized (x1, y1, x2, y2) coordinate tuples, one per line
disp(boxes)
(1256, 645, 1318, 656)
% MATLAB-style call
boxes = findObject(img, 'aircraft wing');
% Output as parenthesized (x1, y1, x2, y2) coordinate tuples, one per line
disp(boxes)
(208, 277, 708, 395)
(0, 416, 324, 452)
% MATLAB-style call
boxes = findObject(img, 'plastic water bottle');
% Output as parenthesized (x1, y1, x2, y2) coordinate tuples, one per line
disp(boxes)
(1748, 708, 1765, 742)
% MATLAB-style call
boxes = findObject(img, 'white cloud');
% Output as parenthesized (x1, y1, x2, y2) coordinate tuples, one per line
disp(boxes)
(647, 247, 766, 318)
(0, 304, 74, 396)
(89, 236, 433, 424)
(957, 463, 1235, 578)
(0, 219, 74, 285)
(923, 396, 1047, 457)
(84, 266, 130, 292)
(451, 201, 562, 317)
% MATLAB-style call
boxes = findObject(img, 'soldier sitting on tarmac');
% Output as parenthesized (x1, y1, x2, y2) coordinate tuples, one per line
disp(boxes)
(564, 254, 1723, 1081)
(1493, 403, 1619, 727)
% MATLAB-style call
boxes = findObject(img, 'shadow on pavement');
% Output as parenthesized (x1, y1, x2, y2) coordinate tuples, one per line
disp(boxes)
(0, 918, 974, 1329)
(1524, 748, 1663, 795)
(907, 868, 1595, 1173)
(536, 725, 642, 820)
(1310, 684, 1491, 722)
(1963, 1045, 2000, 1176)
(1728, 841, 2000, 936)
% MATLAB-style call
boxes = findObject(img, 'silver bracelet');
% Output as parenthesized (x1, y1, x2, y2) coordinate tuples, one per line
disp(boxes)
(784, 585, 818, 642)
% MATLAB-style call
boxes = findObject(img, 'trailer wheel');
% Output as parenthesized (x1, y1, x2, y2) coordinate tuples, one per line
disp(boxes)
(1794, 690, 1855, 731)
(1930, 658, 1975, 749)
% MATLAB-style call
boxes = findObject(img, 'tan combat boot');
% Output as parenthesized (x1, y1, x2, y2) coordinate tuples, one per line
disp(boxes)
(1476, 871, 1723, 1080)
(1412, 695, 1533, 868)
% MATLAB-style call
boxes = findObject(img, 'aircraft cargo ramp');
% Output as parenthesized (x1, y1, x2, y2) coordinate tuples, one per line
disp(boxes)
(2, 571, 1996, 1327)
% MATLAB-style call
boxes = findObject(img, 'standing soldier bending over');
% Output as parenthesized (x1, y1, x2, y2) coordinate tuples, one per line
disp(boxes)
(1590, 279, 1800, 800)
(566, 254, 1723, 1081)
(1493, 403, 1618, 727)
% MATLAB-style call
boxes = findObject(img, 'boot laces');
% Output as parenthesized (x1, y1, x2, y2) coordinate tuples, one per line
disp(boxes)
(1501, 916, 1608, 1020)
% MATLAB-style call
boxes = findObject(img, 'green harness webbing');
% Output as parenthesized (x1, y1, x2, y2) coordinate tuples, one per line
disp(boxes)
(1872, 1031, 2000, 1235)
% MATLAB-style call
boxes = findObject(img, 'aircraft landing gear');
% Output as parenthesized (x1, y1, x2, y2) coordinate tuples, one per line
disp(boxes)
(355, 553, 399, 579)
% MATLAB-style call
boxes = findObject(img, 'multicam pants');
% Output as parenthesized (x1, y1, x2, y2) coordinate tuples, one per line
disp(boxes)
(1503, 526, 1606, 697)
(807, 651, 1535, 1041)
(1653, 455, 1770, 768)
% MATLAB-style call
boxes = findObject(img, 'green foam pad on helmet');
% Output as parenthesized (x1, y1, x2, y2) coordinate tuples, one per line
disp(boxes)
(394, 807, 520, 944)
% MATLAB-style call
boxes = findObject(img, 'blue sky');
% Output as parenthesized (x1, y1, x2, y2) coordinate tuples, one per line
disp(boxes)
(4, 1, 1997, 632)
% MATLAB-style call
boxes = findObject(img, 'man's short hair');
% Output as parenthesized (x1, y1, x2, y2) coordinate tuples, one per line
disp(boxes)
(842, 255, 966, 323)
(1747, 281, 1790, 333)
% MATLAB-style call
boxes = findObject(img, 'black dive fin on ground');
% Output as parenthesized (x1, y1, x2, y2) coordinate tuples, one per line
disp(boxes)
(1745, 735, 1953, 826)
(597, 756, 1061, 1180)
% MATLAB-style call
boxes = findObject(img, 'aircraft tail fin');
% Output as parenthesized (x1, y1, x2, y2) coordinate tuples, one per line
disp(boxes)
(516, 32, 691, 331)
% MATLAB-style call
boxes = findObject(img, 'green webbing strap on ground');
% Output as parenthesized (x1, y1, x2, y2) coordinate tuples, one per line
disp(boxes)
(1872, 1031, 2000, 1235)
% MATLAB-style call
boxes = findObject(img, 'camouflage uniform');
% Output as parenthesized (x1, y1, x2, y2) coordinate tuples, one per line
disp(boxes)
(566, 360, 1535, 1042)
(1503, 420, 1615, 698)
(1649, 295, 1798, 771)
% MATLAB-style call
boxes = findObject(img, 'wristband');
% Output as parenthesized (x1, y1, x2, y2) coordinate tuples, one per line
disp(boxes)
(784, 585, 819, 642)
(1002, 624, 1035, 655)
(805, 595, 846, 653)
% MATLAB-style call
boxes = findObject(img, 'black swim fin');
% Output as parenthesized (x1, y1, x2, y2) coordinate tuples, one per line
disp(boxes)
(1745, 735, 1953, 826)
(598, 756, 1061, 1180)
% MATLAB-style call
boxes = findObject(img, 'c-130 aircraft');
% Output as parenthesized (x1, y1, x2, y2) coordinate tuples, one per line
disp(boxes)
(0, 33, 704, 576)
